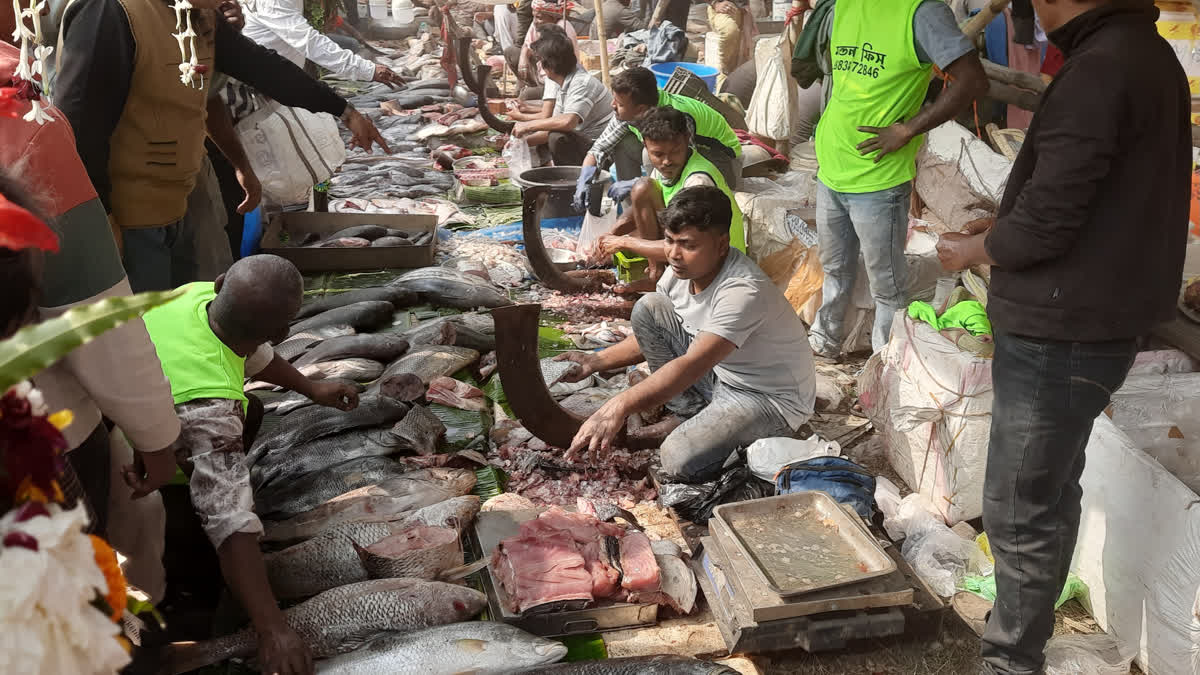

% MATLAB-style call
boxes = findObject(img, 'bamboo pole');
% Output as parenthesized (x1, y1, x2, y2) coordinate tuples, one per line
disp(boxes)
(593, 0, 612, 86)
(962, 0, 1012, 39)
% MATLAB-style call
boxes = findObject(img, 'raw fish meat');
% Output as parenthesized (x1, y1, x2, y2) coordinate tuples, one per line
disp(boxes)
(491, 531, 594, 613)
(618, 532, 660, 593)
(426, 376, 486, 412)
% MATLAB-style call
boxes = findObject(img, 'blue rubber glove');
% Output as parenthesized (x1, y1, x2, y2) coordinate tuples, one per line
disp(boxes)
(608, 179, 637, 203)
(573, 165, 598, 211)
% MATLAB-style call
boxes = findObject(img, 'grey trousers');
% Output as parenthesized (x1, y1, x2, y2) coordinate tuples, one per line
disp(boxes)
(632, 293, 794, 481)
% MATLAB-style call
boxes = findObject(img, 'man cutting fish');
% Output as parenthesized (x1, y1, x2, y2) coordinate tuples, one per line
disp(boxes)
(557, 187, 816, 481)
(142, 254, 360, 675)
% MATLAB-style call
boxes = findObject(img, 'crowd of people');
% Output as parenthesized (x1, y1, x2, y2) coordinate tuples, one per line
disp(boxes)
(0, 0, 1192, 673)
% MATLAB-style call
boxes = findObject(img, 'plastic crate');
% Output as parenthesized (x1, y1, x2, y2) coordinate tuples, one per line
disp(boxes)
(614, 250, 649, 283)
(663, 67, 748, 131)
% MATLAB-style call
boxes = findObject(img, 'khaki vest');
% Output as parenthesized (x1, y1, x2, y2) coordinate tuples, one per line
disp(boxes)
(107, 0, 216, 229)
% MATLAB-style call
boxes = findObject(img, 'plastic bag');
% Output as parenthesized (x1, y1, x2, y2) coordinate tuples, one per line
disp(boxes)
(885, 492, 991, 596)
(962, 572, 1086, 610)
(1043, 634, 1135, 675)
(746, 436, 840, 482)
(659, 451, 774, 524)
(502, 136, 534, 179)
(236, 101, 345, 206)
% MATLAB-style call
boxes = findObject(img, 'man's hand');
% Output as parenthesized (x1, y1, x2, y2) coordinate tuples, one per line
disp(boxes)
(936, 231, 990, 271)
(595, 234, 629, 258)
(343, 107, 392, 154)
(235, 167, 262, 214)
(122, 448, 178, 500)
(962, 217, 995, 236)
(568, 396, 627, 458)
(257, 622, 313, 675)
(554, 351, 599, 383)
(713, 0, 739, 15)
(574, 164, 597, 211)
(219, 0, 245, 30)
(308, 380, 360, 411)
(512, 121, 532, 138)
(372, 64, 403, 89)
(857, 123, 915, 163)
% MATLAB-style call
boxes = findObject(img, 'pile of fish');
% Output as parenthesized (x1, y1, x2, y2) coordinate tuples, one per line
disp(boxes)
(487, 505, 697, 616)
(288, 223, 435, 249)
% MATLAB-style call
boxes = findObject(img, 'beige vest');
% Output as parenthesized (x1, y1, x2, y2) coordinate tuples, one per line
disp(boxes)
(107, 0, 216, 229)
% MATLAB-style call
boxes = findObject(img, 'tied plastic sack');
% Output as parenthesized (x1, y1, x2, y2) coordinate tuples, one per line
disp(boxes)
(235, 100, 346, 206)
(503, 136, 534, 179)
(746, 436, 840, 482)
(1043, 634, 1135, 675)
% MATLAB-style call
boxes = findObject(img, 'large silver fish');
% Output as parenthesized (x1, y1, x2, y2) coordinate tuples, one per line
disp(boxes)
(389, 267, 512, 309)
(288, 300, 396, 338)
(295, 286, 419, 320)
(509, 656, 741, 674)
(261, 474, 479, 544)
(254, 456, 411, 520)
(249, 394, 409, 464)
(293, 334, 410, 368)
(298, 357, 385, 383)
(251, 422, 408, 492)
(313, 622, 568, 674)
(163, 579, 487, 674)
(353, 525, 462, 580)
(377, 345, 479, 387)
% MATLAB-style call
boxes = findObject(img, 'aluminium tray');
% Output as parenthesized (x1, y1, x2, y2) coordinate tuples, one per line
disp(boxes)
(711, 491, 896, 598)
(469, 509, 658, 638)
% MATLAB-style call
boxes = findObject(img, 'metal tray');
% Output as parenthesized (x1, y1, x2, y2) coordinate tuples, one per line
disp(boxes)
(711, 492, 896, 598)
(469, 509, 658, 637)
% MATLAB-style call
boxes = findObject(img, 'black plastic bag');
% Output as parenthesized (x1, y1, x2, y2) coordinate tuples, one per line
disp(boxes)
(658, 450, 774, 524)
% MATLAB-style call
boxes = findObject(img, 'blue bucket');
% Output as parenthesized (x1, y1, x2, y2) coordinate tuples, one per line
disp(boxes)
(648, 61, 718, 92)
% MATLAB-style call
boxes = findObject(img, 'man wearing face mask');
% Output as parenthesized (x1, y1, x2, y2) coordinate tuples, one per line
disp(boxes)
(557, 186, 815, 481)
(935, 0, 1190, 672)
(594, 106, 744, 293)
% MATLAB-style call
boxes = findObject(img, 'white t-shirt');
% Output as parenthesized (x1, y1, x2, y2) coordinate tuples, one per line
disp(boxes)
(657, 249, 816, 427)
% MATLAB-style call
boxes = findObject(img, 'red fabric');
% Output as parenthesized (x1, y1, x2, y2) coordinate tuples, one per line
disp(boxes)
(735, 129, 786, 162)
(441, 21, 458, 87)
(0, 43, 99, 220)
(1041, 45, 1065, 76)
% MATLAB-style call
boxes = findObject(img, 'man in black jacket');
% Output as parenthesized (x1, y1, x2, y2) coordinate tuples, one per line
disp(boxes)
(937, 0, 1190, 672)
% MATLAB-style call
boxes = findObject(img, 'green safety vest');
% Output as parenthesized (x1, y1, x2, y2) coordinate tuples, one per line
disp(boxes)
(815, 0, 932, 194)
(632, 90, 741, 159)
(142, 282, 249, 408)
(658, 149, 746, 252)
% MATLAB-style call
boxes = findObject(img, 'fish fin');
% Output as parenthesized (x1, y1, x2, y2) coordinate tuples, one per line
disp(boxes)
(159, 635, 253, 675)
(454, 639, 489, 654)
(437, 557, 490, 582)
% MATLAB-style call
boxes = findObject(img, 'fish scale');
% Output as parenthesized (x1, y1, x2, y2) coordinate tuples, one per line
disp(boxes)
(265, 520, 394, 599)
(249, 394, 409, 464)
(288, 300, 396, 338)
(298, 357, 384, 383)
(164, 579, 488, 675)
(293, 334, 410, 368)
(254, 456, 411, 519)
(508, 656, 740, 674)
(312, 622, 568, 674)
(389, 267, 512, 309)
(294, 286, 418, 320)
(251, 424, 405, 491)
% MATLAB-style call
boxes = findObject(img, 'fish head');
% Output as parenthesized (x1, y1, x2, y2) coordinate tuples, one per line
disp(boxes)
(458, 625, 568, 666)
(425, 467, 478, 495)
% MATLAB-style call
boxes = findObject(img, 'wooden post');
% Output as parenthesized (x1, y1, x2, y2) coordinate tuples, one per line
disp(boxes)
(962, 0, 1012, 40)
(649, 0, 671, 28)
(593, 0, 612, 86)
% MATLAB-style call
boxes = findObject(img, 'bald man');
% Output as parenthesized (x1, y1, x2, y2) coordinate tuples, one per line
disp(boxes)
(142, 255, 358, 675)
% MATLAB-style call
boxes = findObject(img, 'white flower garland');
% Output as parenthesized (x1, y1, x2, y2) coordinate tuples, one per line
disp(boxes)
(0, 504, 131, 675)
(171, 0, 204, 88)
(8, 0, 53, 124)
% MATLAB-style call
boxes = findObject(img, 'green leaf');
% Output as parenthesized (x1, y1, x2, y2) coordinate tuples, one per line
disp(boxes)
(0, 289, 183, 391)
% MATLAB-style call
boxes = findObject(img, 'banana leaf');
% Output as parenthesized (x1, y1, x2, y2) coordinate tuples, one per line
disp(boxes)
(0, 289, 183, 391)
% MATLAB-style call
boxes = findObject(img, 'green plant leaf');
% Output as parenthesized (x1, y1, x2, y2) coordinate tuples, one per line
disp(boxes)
(0, 289, 183, 391)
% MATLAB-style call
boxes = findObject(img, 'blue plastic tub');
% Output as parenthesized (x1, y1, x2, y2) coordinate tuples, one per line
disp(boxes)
(649, 61, 718, 92)
(240, 206, 263, 259)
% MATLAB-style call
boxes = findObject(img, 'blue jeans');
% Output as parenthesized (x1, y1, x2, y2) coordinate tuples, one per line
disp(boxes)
(631, 293, 795, 481)
(810, 180, 911, 354)
(981, 333, 1137, 675)
(122, 220, 196, 292)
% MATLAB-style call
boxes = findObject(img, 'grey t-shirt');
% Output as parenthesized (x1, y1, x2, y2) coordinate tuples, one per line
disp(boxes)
(657, 249, 817, 428)
(543, 65, 615, 141)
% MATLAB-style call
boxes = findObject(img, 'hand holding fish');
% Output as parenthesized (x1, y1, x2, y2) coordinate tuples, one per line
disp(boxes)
(257, 622, 313, 675)
(569, 397, 627, 460)
(308, 379, 361, 411)
(553, 351, 597, 383)
(372, 64, 403, 89)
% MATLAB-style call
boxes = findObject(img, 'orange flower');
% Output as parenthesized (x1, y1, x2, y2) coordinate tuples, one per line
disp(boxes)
(89, 535, 126, 622)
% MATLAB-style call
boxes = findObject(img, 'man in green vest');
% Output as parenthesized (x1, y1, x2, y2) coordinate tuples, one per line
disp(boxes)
(596, 106, 745, 293)
(142, 255, 359, 675)
(575, 65, 742, 211)
(810, 0, 987, 358)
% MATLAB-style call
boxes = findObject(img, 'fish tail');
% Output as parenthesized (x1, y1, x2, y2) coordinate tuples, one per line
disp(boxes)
(160, 633, 253, 675)
(437, 557, 490, 582)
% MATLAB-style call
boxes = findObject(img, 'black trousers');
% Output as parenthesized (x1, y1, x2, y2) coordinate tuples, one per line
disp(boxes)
(64, 423, 112, 537)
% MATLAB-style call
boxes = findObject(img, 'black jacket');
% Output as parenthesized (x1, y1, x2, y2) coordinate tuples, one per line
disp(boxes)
(985, 0, 1191, 342)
